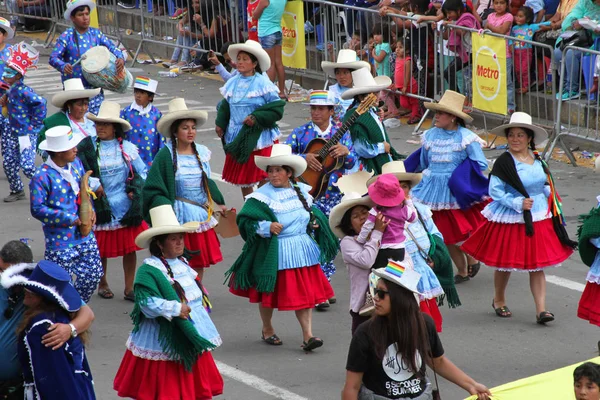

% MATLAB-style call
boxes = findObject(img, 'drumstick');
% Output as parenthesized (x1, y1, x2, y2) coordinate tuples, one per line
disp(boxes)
(71, 54, 87, 68)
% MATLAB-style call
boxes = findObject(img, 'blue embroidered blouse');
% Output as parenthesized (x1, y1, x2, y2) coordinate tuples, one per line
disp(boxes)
(120, 103, 164, 169)
(7, 81, 46, 137)
(249, 182, 322, 270)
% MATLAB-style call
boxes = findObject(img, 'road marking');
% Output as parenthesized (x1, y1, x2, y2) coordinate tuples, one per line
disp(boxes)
(215, 361, 310, 400)
(546, 275, 585, 292)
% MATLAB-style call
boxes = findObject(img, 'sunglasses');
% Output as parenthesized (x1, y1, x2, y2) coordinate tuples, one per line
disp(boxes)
(373, 288, 389, 300)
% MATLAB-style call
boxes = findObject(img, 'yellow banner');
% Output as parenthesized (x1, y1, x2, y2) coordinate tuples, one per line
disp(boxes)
(471, 33, 507, 115)
(281, 1, 306, 69)
(90, 0, 99, 28)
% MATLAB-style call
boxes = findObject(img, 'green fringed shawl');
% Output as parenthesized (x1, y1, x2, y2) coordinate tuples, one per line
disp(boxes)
(308, 205, 340, 265)
(577, 206, 600, 267)
(427, 233, 461, 308)
(216, 99, 286, 164)
(344, 107, 405, 174)
(130, 264, 216, 371)
(76, 137, 113, 225)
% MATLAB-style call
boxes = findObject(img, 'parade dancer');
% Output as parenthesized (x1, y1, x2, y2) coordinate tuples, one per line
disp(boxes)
(30, 126, 103, 303)
(1, 42, 46, 202)
(577, 193, 600, 328)
(0, 18, 14, 164)
(49, 0, 125, 115)
(120, 76, 164, 169)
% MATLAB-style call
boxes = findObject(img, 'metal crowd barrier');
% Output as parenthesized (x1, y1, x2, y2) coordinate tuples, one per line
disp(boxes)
(0, 0, 55, 46)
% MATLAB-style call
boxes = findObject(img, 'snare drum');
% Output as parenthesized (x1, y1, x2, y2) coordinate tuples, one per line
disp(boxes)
(81, 46, 132, 93)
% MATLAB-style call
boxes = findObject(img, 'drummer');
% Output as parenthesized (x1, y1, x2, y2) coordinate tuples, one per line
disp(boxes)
(49, 0, 125, 115)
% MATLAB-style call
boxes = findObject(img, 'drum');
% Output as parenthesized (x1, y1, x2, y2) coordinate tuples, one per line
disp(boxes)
(81, 46, 132, 94)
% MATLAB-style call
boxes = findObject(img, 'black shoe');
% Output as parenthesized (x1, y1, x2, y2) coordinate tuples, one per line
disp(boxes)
(4, 191, 25, 202)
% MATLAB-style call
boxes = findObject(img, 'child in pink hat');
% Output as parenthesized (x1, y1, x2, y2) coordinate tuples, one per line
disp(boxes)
(357, 174, 417, 269)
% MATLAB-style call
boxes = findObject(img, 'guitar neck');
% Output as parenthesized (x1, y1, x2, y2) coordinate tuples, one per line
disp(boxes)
(317, 112, 361, 159)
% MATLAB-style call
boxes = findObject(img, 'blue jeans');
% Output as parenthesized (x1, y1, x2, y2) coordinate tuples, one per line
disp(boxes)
(171, 34, 194, 62)
(554, 46, 581, 94)
(258, 31, 282, 49)
(507, 57, 516, 111)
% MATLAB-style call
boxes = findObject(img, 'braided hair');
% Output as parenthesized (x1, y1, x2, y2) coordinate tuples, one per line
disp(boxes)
(149, 234, 188, 303)
(279, 165, 315, 226)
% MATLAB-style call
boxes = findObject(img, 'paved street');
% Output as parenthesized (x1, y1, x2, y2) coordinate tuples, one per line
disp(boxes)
(2, 47, 598, 399)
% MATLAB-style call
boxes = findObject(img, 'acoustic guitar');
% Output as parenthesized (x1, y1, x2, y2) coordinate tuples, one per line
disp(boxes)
(298, 93, 379, 198)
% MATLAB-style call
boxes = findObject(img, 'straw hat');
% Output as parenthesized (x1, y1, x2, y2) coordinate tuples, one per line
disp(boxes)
(254, 143, 307, 177)
(64, 0, 96, 20)
(228, 40, 271, 72)
(368, 174, 405, 207)
(157, 98, 208, 137)
(38, 125, 84, 152)
(88, 101, 132, 132)
(0, 17, 15, 39)
(366, 161, 422, 188)
(302, 90, 337, 106)
(373, 259, 423, 295)
(135, 205, 200, 248)
(336, 170, 374, 196)
(51, 78, 101, 108)
(424, 90, 473, 123)
(489, 112, 548, 144)
(328, 192, 374, 238)
(321, 49, 371, 78)
(341, 67, 392, 100)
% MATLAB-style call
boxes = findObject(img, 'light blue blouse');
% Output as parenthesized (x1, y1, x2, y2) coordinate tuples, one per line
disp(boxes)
(248, 182, 321, 270)
(67, 111, 96, 139)
(588, 233, 600, 284)
(329, 83, 353, 121)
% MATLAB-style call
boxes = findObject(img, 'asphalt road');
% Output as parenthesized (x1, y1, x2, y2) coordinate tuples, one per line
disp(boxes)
(2, 45, 598, 400)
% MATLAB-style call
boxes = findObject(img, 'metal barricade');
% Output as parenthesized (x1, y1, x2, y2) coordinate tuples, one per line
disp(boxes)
(1, 0, 57, 47)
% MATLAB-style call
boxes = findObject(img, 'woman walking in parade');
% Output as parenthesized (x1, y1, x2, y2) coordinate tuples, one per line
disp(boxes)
(462, 112, 576, 324)
(215, 39, 285, 198)
(76, 101, 147, 301)
(143, 98, 226, 282)
(227, 144, 339, 351)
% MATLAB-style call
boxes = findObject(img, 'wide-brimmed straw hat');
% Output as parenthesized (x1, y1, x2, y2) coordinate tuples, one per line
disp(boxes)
(1, 261, 82, 312)
(373, 260, 422, 295)
(489, 111, 548, 144)
(0, 17, 15, 39)
(157, 98, 208, 137)
(302, 90, 337, 106)
(336, 170, 374, 196)
(367, 161, 422, 188)
(321, 49, 371, 78)
(254, 144, 307, 177)
(368, 174, 405, 207)
(341, 67, 392, 100)
(228, 40, 271, 72)
(328, 192, 374, 238)
(424, 90, 473, 123)
(135, 205, 200, 248)
(64, 0, 96, 20)
(38, 125, 84, 152)
(88, 101, 132, 132)
(52, 78, 101, 108)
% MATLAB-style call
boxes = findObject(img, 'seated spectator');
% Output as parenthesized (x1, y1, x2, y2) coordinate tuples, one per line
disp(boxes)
(163, 11, 197, 68)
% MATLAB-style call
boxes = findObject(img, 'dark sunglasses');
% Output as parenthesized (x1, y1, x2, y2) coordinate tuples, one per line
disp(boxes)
(373, 288, 389, 300)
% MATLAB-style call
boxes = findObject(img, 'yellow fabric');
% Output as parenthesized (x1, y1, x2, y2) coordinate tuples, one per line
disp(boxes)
(471, 33, 508, 116)
(464, 356, 600, 400)
(90, 0, 99, 28)
(558, 0, 579, 17)
(281, 1, 306, 69)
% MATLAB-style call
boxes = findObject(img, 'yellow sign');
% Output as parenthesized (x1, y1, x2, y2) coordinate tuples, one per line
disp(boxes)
(471, 33, 507, 115)
(90, 0, 99, 28)
(281, 1, 306, 69)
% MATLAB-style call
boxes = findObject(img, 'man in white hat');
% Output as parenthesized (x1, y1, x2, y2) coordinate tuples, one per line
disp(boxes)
(49, 0, 125, 115)
(29, 126, 103, 303)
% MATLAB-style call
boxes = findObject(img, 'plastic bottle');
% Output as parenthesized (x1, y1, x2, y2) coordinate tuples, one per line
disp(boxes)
(158, 71, 178, 78)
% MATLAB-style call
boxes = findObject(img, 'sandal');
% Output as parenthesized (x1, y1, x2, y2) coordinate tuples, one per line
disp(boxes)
(492, 300, 512, 318)
(536, 311, 555, 325)
(467, 262, 481, 278)
(302, 337, 323, 352)
(454, 274, 470, 284)
(261, 332, 283, 345)
(98, 288, 114, 299)
(124, 291, 135, 302)
(315, 301, 330, 311)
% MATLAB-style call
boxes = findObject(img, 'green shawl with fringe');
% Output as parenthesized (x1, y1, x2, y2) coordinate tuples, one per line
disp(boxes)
(578, 206, 600, 267)
(215, 99, 286, 164)
(224, 198, 339, 293)
(428, 233, 461, 308)
(130, 263, 216, 371)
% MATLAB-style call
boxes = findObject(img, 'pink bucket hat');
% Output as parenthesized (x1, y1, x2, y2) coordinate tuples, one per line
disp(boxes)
(367, 174, 405, 207)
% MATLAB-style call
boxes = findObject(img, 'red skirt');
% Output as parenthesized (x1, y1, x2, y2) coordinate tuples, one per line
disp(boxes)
(420, 298, 443, 332)
(222, 145, 273, 186)
(578, 282, 600, 327)
(461, 218, 574, 271)
(114, 349, 223, 400)
(229, 264, 335, 311)
(431, 201, 489, 245)
(94, 222, 148, 259)
(184, 229, 223, 269)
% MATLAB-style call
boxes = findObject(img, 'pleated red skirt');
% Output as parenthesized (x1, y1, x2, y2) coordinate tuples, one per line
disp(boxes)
(461, 218, 574, 271)
(94, 222, 148, 259)
(578, 282, 600, 327)
(431, 200, 489, 245)
(420, 298, 443, 333)
(114, 350, 223, 400)
(184, 229, 223, 269)
(222, 145, 273, 187)
(229, 264, 335, 311)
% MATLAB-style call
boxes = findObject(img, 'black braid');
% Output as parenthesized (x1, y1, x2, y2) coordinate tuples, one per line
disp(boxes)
(158, 255, 187, 303)
(291, 177, 312, 214)
(171, 135, 178, 173)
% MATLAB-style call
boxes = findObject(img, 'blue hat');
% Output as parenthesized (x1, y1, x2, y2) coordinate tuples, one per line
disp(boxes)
(0, 261, 82, 312)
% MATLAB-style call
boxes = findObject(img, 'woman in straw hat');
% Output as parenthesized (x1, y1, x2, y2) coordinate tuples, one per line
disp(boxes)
(2, 260, 96, 400)
(226, 144, 339, 351)
(143, 98, 227, 282)
(341, 67, 403, 175)
(75, 101, 148, 301)
(215, 40, 286, 198)
(409, 90, 488, 284)
(36, 78, 101, 155)
(461, 112, 576, 324)
(114, 204, 223, 400)
(342, 261, 491, 400)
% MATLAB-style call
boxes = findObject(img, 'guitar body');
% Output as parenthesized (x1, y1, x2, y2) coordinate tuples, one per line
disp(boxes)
(298, 138, 344, 198)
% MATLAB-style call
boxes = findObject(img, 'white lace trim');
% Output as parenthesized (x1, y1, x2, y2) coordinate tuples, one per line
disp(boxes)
(418, 287, 445, 301)
(143, 257, 176, 284)
(481, 208, 551, 223)
(246, 185, 314, 212)
(192, 218, 219, 233)
(219, 83, 279, 100)
(413, 198, 460, 210)
(586, 272, 600, 284)
(494, 263, 562, 272)
(126, 336, 222, 361)
(422, 131, 486, 151)
(93, 221, 124, 231)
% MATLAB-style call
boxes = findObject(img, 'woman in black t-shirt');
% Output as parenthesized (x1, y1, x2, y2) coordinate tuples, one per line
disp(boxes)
(342, 264, 491, 400)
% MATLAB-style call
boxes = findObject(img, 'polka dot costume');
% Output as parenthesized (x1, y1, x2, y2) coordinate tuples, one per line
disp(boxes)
(120, 103, 164, 169)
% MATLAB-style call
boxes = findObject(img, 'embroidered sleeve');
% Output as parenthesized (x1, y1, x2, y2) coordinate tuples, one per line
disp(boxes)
(49, 31, 69, 72)
(30, 171, 78, 226)
(140, 297, 183, 320)
(489, 175, 524, 212)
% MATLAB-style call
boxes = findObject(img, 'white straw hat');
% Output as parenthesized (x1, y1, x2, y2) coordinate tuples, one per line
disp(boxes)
(157, 98, 208, 137)
(321, 49, 371, 78)
(87, 101, 132, 132)
(38, 125, 84, 152)
(328, 192, 374, 238)
(424, 90, 473, 123)
(335, 170, 374, 196)
(366, 161, 422, 188)
(135, 205, 200, 248)
(64, 0, 96, 20)
(373, 260, 423, 295)
(254, 144, 307, 177)
(489, 111, 548, 143)
(341, 67, 392, 100)
(228, 40, 271, 72)
(51, 78, 101, 108)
